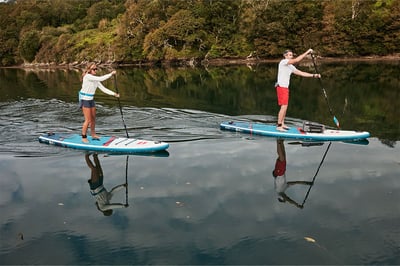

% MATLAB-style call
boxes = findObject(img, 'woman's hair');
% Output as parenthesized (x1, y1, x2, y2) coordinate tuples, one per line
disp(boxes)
(81, 62, 97, 81)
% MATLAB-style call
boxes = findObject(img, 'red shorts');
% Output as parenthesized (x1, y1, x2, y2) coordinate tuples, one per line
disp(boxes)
(276, 86, 289, 106)
(273, 159, 286, 177)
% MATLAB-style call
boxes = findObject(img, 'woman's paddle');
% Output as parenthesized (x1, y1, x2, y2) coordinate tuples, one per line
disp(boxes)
(310, 53, 340, 129)
(114, 75, 129, 138)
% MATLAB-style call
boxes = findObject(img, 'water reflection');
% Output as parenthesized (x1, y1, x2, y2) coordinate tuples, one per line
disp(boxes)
(0, 63, 399, 264)
(1, 63, 398, 140)
(272, 139, 332, 209)
(85, 153, 129, 216)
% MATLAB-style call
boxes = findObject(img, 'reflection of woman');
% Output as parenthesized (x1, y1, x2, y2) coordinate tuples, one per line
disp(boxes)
(79, 63, 119, 143)
(272, 139, 312, 209)
(85, 153, 127, 216)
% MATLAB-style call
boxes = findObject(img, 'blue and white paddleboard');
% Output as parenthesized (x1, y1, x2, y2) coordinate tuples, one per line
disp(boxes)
(220, 121, 370, 141)
(38, 133, 169, 153)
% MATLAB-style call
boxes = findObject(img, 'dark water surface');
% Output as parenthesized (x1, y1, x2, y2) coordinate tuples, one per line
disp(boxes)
(0, 63, 399, 265)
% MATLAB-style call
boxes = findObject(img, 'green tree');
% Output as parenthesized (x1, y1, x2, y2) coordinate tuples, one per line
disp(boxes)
(2, 0, 400, 66)
(85, 0, 125, 29)
(18, 30, 40, 62)
(143, 9, 206, 60)
(251, 0, 323, 57)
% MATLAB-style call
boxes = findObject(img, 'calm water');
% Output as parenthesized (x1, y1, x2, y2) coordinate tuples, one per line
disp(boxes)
(0, 62, 399, 265)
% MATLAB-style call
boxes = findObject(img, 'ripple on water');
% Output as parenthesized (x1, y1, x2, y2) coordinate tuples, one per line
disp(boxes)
(0, 98, 239, 155)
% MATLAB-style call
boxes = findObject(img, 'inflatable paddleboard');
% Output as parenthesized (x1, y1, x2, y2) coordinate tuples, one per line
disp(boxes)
(220, 121, 370, 141)
(38, 133, 169, 153)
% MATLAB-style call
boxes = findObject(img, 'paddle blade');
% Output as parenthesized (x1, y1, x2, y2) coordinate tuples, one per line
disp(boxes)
(333, 116, 340, 128)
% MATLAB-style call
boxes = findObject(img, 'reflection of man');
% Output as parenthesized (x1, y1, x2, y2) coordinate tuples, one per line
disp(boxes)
(85, 153, 128, 216)
(272, 139, 313, 209)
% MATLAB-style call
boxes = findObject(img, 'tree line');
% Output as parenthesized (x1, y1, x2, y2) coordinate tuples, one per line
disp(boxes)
(0, 0, 399, 67)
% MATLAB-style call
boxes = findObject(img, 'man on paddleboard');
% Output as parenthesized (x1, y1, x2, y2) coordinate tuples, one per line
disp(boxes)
(275, 49, 321, 132)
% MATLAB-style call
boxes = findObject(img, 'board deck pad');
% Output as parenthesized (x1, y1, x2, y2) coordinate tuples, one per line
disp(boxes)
(39, 133, 169, 153)
(220, 121, 370, 141)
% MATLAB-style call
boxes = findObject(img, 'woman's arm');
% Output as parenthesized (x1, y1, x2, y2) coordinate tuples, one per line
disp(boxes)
(97, 82, 117, 96)
(85, 73, 113, 82)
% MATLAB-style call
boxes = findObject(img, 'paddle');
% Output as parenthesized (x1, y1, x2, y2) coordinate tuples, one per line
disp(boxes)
(124, 155, 129, 207)
(310, 53, 340, 129)
(300, 141, 332, 208)
(114, 75, 129, 138)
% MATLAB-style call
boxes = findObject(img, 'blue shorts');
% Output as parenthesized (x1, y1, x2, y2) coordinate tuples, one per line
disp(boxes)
(88, 174, 104, 191)
(79, 100, 96, 108)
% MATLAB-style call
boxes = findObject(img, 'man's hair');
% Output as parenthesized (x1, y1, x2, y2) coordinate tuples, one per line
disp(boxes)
(283, 49, 292, 56)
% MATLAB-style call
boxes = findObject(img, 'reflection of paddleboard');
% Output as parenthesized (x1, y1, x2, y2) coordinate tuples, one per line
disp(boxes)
(220, 121, 370, 141)
(38, 133, 169, 153)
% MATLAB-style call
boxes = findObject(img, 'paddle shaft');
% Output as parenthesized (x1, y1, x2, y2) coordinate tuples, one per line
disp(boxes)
(310, 53, 340, 128)
(301, 141, 332, 207)
(125, 155, 129, 206)
(114, 75, 129, 138)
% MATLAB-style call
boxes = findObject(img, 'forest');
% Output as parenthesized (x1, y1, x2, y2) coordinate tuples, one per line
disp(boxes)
(0, 0, 399, 67)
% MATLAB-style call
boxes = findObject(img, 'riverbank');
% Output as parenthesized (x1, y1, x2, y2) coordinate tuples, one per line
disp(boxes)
(3, 54, 400, 69)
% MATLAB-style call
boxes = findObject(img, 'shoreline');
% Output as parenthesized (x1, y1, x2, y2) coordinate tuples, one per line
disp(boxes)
(2, 55, 399, 69)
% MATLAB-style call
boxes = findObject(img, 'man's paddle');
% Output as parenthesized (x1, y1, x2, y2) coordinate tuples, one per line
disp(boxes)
(124, 155, 129, 207)
(310, 53, 340, 129)
(300, 141, 332, 208)
(114, 75, 129, 138)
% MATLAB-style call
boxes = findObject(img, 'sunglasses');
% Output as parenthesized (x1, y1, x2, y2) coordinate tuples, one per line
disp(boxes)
(91, 68, 97, 71)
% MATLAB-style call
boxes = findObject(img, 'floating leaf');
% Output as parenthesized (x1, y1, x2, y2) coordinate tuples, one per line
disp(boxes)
(175, 201, 184, 207)
(304, 236, 316, 243)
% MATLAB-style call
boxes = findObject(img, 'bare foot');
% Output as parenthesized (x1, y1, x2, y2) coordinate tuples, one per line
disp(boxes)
(276, 126, 287, 132)
(91, 135, 100, 140)
(82, 137, 89, 143)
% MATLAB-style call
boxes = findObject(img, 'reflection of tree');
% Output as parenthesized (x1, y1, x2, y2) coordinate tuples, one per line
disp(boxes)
(86, 153, 128, 216)
(3, 62, 398, 140)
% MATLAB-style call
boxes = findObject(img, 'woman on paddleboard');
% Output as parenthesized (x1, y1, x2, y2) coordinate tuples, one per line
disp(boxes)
(275, 49, 321, 132)
(79, 63, 119, 143)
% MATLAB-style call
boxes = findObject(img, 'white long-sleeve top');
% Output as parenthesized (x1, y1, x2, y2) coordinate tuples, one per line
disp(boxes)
(91, 184, 126, 212)
(80, 73, 114, 100)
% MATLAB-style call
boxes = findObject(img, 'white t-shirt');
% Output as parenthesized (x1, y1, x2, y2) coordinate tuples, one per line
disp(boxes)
(274, 175, 288, 193)
(277, 59, 297, 88)
(80, 73, 114, 100)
